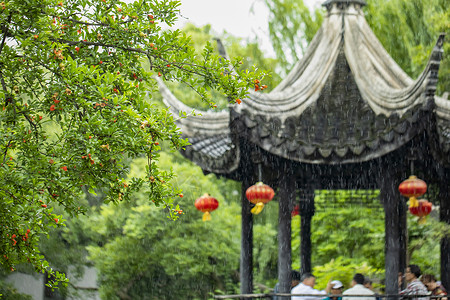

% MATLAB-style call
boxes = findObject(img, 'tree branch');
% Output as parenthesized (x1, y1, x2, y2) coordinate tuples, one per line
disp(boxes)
(0, 13, 12, 56)
(55, 38, 148, 55)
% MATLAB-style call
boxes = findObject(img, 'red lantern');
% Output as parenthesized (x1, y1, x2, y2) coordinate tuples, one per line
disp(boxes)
(409, 199, 432, 224)
(291, 204, 300, 217)
(398, 175, 427, 208)
(245, 182, 275, 215)
(195, 194, 219, 221)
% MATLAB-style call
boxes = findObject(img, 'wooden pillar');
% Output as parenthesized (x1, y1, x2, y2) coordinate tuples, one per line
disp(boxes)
(240, 178, 253, 294)
(379, 169, 402, 299)
(278, 170, 295, 297)
(398, 197, 408, 282)
(439, 168, 450, 290)
(299, 189, 315, 275)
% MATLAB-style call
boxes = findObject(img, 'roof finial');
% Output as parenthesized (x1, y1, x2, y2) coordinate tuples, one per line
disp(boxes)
(322, 0, 367, 11)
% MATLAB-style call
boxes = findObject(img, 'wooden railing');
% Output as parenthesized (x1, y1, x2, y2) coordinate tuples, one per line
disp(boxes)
(213, 293, 447, 300)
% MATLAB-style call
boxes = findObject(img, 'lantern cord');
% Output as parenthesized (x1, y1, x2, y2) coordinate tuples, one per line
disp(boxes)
(202, 212, 211, 221)
(257, 163, 262, 182)
(410, 159, 414, 175)
(251, 202, 264, 215)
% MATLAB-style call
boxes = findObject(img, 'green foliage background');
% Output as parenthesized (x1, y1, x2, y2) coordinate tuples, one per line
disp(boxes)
(1, 0, 448, 299)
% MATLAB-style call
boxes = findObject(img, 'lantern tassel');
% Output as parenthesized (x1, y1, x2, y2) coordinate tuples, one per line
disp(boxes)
(418, 216, 427, 224)
(251, 202, 265, 215)
(202, 212, 211, 221)
(409, 197, 419, 208)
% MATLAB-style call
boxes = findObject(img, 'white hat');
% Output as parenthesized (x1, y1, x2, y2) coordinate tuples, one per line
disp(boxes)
(331, 280, 343, 289)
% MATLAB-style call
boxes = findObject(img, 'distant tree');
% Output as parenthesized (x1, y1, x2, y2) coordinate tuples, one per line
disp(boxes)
(291, 190, 386, 272)
(364, 0, 448, 94)
(407, 213, 450, 276)
(260, 0, 323, 71)
(161, 23, 282, 110)
(312, 257, 383, 291)
(33, 150, 278, 299)
(0, 279, 32, 300)
(83, 153, 253, 299)
(0, 0, 267, 287)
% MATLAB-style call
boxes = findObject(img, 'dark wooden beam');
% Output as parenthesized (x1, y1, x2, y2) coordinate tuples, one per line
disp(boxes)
(379, 168, 402, 299)
(299, 189, 315, 275)
(439, 168, 450, 290)
(240, 178, 253, 294)
(277, 169, 295, 297)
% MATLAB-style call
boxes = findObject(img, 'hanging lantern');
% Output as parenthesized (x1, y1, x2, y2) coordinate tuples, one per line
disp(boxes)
(194, 194, 219, 221)
(398, 175, 427, 208)
(291, 204, 300, 217)
(409, 199, 432, 224)
(246, 182, 275, 215)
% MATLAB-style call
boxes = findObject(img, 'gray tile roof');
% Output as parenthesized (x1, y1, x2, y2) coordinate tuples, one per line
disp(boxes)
(159, 1, 448, 174)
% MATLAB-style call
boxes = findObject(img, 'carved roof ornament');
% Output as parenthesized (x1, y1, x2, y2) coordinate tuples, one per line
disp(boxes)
(159, 0, 448, 174)
(322, 0, 367, 10)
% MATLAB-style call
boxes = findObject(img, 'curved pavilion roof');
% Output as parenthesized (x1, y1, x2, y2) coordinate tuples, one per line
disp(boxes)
(160, 0, 448, 175)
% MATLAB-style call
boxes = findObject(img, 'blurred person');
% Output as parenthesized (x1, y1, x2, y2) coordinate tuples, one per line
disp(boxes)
(291, 273, 333, 300)
(342, 273, 375, 300)
(272, 270, 302, 300)
(364, 278, 381, 300)
(399, 265, 429, 300)
(399, 272, 406, 289)
(422, 274, 447, 300)
(436, 282, 447, 294)
(364, 279, 374, 291)
(325, 280, 344, 300)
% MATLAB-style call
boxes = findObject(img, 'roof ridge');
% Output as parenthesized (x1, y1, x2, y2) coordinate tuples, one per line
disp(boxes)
(322, 0, 367, 9)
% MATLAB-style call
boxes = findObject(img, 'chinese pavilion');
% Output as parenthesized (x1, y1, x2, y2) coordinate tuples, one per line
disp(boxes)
(159, 0, 449, 296)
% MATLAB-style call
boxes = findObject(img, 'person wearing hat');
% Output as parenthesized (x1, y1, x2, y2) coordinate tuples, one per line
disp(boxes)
(325, 280, 344, 300)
